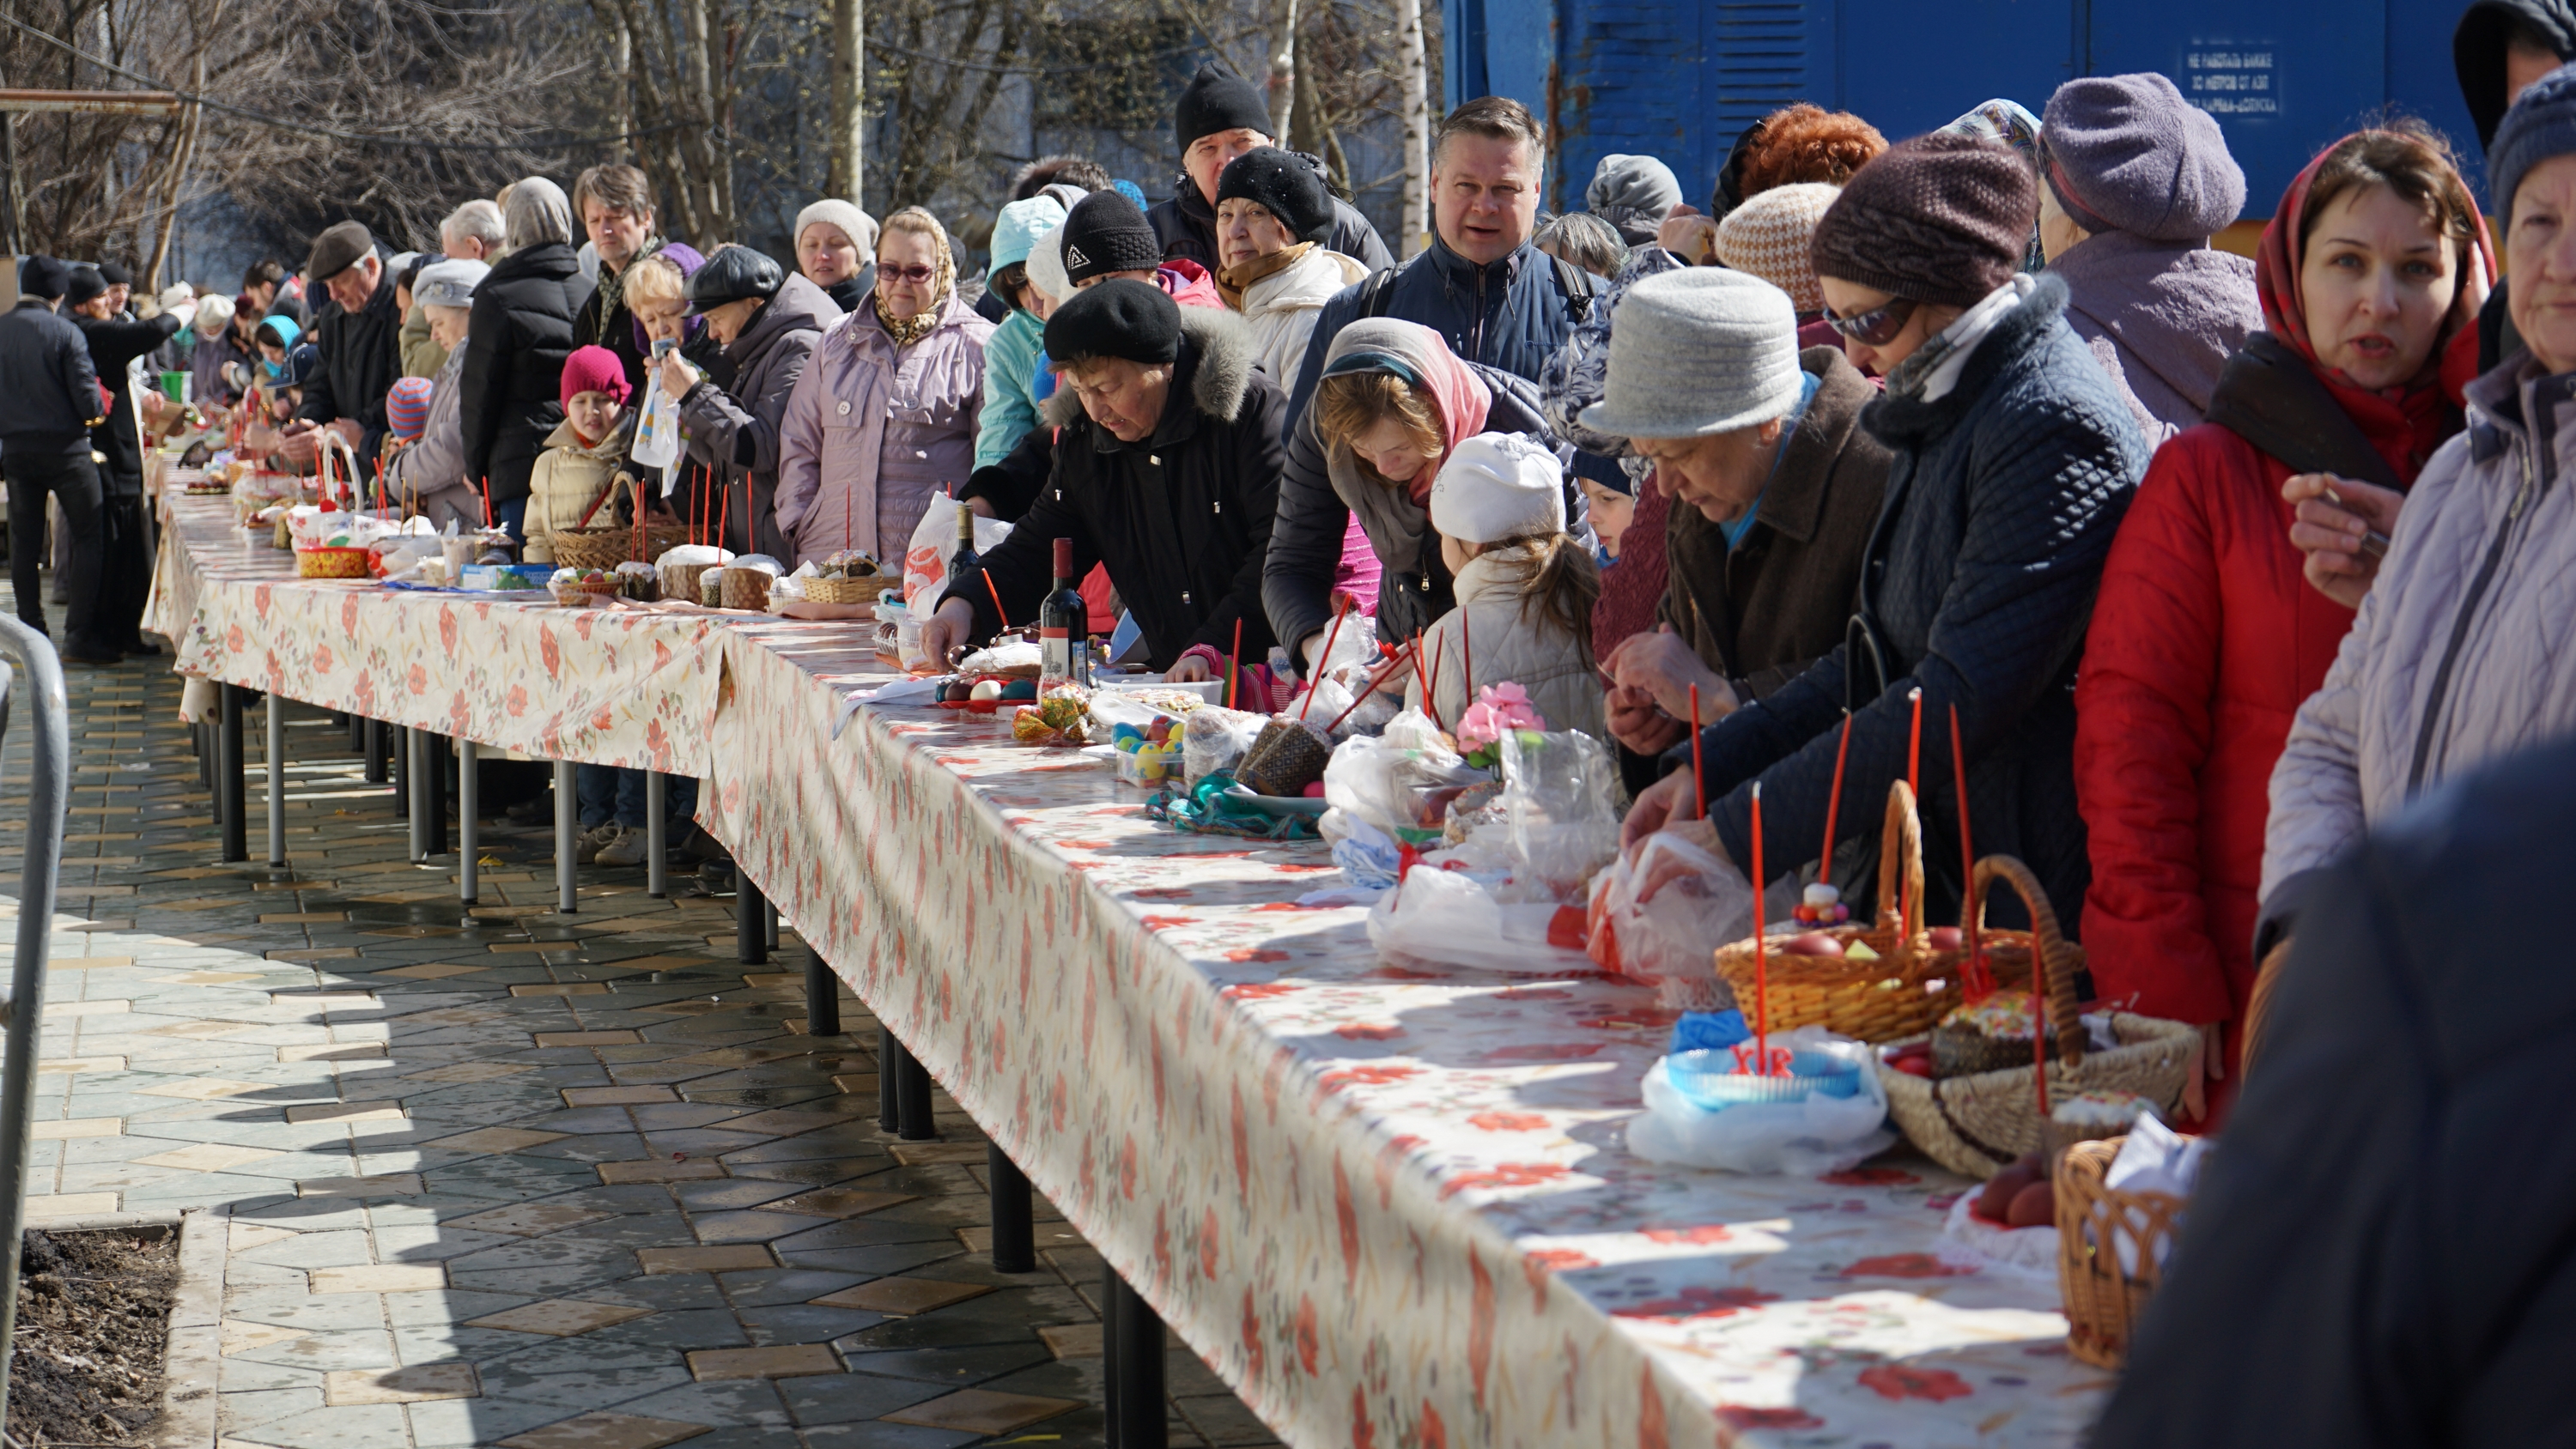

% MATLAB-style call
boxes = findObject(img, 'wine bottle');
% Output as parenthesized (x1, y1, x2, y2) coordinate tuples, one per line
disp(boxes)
(949, 496, 978, 585)
(1039, 537, 1090, 690)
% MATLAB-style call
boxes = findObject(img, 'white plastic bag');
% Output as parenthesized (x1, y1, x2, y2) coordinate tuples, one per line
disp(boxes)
(2090, 1113, 2210, 1276)
(1498, 729, 1619, 903)
(1584, 830, 1752, 1004)
(1938, 1191, 2060, 1279)
(1364, 862, 1592, 975)
(904, 493, 1014, 609)
(1625, 1027, 1893, 1174)
(631, 381, 681, 471)
(1320, 716, 1486, 845)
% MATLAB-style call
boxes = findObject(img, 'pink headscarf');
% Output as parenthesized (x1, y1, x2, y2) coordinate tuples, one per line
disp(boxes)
(1316, 318, 1492, 505)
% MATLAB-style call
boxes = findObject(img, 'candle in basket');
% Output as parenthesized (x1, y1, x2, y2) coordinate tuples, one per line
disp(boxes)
(1751, 780, 1767, 1074)
(1950, 702, 1990, 1000)
(1799, 712, 1855, 924)
(1688, 684, 1704, 822)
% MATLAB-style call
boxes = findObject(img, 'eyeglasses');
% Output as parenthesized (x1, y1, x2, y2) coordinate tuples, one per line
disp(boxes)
(879, 264, 937, 283)
(1823, 294, 1918, 347)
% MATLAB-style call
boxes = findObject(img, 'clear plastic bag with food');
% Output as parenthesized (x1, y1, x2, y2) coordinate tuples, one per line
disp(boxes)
(1584, 829, 1751, 1008)
(1497, 728, 1620, 904)
(1180, 706, 1267, 784)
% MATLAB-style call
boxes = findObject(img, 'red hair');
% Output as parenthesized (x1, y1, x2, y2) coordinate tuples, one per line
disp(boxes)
(1741, 105, 1888, 196)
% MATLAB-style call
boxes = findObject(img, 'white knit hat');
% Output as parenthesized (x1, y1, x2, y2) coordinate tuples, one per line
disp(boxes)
(1578, 269, 1802, 439)
(192, 291, 234, 333)
(1716, 182, 1838, 313)
(795, 198, 879, 258)
(1025, 225, 1072, 304)
(412, 258, 491, 311)
(1428, 433, 1567, 544)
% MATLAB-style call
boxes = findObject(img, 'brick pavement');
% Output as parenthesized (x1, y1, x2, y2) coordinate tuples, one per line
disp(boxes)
(5, 627, 1280, 1449)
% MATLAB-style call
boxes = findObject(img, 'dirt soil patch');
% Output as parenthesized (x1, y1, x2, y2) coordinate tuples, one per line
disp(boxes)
(3, 1227, 176, 1446)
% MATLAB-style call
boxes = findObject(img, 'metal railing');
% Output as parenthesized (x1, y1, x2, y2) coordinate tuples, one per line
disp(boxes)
(0, 618, 76, 1433)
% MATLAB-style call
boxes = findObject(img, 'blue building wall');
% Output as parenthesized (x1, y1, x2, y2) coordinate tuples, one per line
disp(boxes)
(1446, 0, 2491, 221)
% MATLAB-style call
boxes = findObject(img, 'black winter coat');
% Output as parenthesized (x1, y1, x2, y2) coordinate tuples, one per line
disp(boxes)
(76, 312, 183, 488)
(295, 259, 404, 460)
(2095, 731, 2576, 1449)
(1678, 277, 2148, 930)
(941, 306, 1285, 671)
(1149, 173, 1394, 276)
(1261, 361, 1562, 656)
(1281, 236, 1590, 440)
(460, 242, 592, 507)
(0, 300, 101, 455)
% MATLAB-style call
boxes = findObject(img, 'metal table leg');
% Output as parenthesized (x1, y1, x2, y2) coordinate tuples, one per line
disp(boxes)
(765, 900, 780, 952)
(988, 1145, 1034, 1273)
(1103, 1262, 1167, 1448)
(803, 945, 838, 1037)
(895, 1042, 934, 1141)
(362, 717, 386, 784)
(218, 683, 246, 863)
(645, 771, 667, 899)
(406, 729, 429, 863)
(457, 739, 477, 906)
(737, 870, 768, 965)
(553, 759, 577, 912)
(424, 735, 447, 858)
(264, 693, 285, 868)
(878, 1027, 902, 1132)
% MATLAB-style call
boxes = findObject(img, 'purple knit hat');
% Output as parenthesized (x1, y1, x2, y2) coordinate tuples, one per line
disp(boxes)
(385, 377, 434, 440)
(2039, 72, 2245, 243)
(630, 242, 710, 354)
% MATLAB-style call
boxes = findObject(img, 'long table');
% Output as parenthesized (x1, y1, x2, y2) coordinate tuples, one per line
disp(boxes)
(150, 491, 2113, 1447)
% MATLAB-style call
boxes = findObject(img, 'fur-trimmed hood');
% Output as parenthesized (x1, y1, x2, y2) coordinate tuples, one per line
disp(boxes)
(1041, 304, 1257, 433)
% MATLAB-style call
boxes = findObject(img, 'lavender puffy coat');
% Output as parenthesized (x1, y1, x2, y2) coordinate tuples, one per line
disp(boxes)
(775, 294, 993, 567)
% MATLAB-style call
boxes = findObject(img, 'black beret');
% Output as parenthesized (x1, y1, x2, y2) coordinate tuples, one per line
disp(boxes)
(686, 246, 786, 314)
(1215, 146, 1334, 243)
(1043, 278, 1182, 366)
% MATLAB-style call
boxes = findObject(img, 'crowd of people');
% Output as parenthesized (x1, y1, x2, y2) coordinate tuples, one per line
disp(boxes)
(14, 8, 2576, 1399)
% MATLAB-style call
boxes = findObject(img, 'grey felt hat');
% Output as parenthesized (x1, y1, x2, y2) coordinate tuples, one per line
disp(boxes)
(1578, 268, 1802, 439)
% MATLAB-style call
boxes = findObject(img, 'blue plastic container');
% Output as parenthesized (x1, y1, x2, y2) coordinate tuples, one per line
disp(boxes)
(1666, 1049, 1861, 1111)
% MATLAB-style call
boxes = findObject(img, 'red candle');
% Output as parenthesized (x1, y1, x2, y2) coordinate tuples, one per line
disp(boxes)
(1817, 712, 1852, 889)
(1751, 781, 1768, 1075)
(1226, 616, 1243, 711)
(1687, 684, 1704, 822)
(981, 569, 1010, 631)
(1950, 702, 1986, 997)
(1906, 687, 1923, 798)
(1459, 602, 1473, 702)
(1300, 597, 1351, 722)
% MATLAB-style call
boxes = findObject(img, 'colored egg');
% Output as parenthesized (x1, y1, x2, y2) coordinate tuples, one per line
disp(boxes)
(970, 679, 1004, 702)
(1927, 926, 1966, 950)
(1780, 931, 1845, 957)
(2005, 1180, 2055, 1228)
(1001, 680, 1038, 700)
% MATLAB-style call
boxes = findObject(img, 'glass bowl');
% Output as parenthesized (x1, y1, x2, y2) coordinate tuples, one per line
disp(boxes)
(1666, 1049, 1862, 1110)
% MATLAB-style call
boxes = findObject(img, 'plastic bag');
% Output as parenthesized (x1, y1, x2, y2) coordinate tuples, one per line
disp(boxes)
(1626, 1027, 1894, 1173)
(1498, 729, 1619, 904)
(904, 493, 1014, 609)
(1321, 712, 1488, 846)
(1364, 862, 1594, 975)
(1180, 706, 1267, 784)
(2089, 1113, 2210, 1276)
(1585, 830, 1752, 1008)
(631, 382, 681, 470)
(1319, 809, 1401, 889)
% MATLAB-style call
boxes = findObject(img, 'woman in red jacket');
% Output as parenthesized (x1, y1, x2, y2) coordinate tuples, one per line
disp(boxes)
(2073, 124, 2491, 1114)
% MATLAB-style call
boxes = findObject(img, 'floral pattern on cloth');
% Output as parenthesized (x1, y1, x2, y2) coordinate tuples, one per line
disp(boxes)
(700, 623, 2113, 1449)
(148, 497, 731, 772)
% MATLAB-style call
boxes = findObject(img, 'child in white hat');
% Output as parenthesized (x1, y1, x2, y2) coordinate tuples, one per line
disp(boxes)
(1405, 432, 1606, 744)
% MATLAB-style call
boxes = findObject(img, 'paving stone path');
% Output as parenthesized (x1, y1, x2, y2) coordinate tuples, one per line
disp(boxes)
(7, 631, 1279, 1449)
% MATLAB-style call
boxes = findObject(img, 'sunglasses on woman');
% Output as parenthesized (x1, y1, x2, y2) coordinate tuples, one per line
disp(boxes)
(880, 264, 937, 283)
(1824, 294, 1918, 347)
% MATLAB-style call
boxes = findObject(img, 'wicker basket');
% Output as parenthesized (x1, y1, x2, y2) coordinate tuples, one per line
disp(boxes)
(296, 546, 372, 579)
(1878, 857, 2199, 1179)
(720, 567, 776, 611)
(1713, 781, 1953, 1043)
(805, 571, 893, 605)
(2055, 1135, 2190, 1368)
(661, 561, 723, 604)
(551, 476, 690, 572)
(551, 578, 618, 607)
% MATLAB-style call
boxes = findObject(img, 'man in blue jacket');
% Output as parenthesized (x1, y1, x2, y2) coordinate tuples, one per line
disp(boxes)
(0, 256, 115, 664)
(1280, 94, 1595, 437)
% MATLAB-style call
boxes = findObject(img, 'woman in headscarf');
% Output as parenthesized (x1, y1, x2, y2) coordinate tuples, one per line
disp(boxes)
(775, 206, 993, 567)
(2075, 122, 2492, 1108)
(1260, 318, 1571, 665)
(459, 177, 593, 538)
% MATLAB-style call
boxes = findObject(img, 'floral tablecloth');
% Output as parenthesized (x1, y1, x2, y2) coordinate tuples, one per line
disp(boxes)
(704, 622, 2113, 1449)
(148, 496, 731, 773)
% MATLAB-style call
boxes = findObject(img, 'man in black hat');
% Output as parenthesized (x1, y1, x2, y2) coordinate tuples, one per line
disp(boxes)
(283, 219, 404, 465)
(67, 265, 182, 656)
(920, 279, 1284, 679)
(0, 258, 117, 664)
(1147, 61, 1391, 275)
(94, 260, 135, 318)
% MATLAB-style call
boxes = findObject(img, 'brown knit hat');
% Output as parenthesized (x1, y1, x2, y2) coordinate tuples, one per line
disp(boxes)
(1808, 131, 2037, 308)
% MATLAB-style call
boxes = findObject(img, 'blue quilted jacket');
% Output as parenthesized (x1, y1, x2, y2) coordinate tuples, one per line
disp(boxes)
(1676, 276, 2149, 931)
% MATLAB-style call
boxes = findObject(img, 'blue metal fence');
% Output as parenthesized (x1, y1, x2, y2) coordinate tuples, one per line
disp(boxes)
(1449, 0, 2490, 221)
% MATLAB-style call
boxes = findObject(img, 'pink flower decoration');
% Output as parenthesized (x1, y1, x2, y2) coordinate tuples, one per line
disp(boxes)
(1455, 682, 1546, 753)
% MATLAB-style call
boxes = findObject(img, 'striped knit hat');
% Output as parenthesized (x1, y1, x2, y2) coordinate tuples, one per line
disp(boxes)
(1716, 182, 1838, 314)
(385, 377, 435, 441)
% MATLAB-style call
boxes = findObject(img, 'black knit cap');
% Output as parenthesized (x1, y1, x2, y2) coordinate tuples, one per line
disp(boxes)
(16, 255, 68, 300)
(1059, 191, 1163, 286)
(64, 266, 106, 308)
(1215, 146, 1334, 243)
(685, 245, 785, 314)
(1044, 278, 1182, 365)
(1175, 62, 1271, 154)
(1808, 130, 2038, 308)
(96, 260, 133, 287)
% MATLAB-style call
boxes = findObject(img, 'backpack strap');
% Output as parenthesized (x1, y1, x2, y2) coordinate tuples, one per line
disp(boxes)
(1552, 255, 1598, 323)
(1358, 267, 1400, 319)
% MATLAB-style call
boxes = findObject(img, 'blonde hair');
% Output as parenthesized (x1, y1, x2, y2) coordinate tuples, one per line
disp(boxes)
(621, 252, 688, 312)
(1475, 534, 1601, 646)
(1316, 371, 1443, 484)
